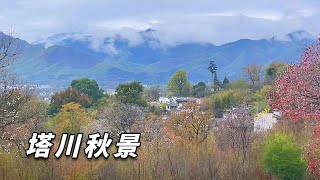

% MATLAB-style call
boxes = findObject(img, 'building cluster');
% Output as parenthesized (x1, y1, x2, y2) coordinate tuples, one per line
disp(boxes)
(159, 97, 202, 111)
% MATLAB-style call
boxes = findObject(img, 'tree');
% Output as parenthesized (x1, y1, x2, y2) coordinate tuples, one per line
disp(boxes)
(213, 73, 222, 91)
(268, 47, 320, 123)
(252, 85, 270, 113)
(0, 30, 21, 69)
(0, 30, 33, 129)
(0, 98, 47, 156)
(222, 76, 229, 86)
(267, 39, 320, 177)
(208, 89, 253, 118)
(227, 78, 250, 90)
(71, 78, 104, 103)
(262, 133, 306, 180)
(216, 108, 255, 179)
(208, 60, 217, 82)
(0, 72, 34, 128)
(115, 81, 147, 107)
(94, 96, 112, 110)
(166, 102, 213, 143)
(51, 102, 91, 134)
(48, 87, 92, 115)
(264, 61, 287, 85)
(143, 112, 163, 142)
(217, 108, 254, 159)
(144, 86, 161, 102)
(167, 70, 192, 97)
(0, 30, 35, 157)
(192, 82, 206, 98)
(242, 64, 263, 88)
(99, 103, 146, 137)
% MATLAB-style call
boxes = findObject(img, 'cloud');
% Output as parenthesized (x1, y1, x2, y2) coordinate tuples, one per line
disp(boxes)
(0, 0, 319, 46)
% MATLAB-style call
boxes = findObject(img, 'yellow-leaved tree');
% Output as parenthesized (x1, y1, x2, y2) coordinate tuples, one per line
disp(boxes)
(51, 102, 91, 134)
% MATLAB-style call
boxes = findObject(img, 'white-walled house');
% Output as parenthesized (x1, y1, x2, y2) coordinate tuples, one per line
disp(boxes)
(159, 97, 200, 111)
(159, 97, 170, 104)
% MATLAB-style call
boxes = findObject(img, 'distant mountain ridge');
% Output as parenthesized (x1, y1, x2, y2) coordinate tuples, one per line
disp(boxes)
(2, 30, 316, 88)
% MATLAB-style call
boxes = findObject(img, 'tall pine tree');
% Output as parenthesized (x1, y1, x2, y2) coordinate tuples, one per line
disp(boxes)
(208, 60, 217, 82)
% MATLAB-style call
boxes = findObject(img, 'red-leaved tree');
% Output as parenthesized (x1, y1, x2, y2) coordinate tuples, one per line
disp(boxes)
(268, 38, 320, 177)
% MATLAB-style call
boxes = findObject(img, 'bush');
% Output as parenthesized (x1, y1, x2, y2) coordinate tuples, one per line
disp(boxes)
(262, 133, 306, 180)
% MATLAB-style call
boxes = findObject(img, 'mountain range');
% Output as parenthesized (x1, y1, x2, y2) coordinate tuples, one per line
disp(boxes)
(2, 30, 316, 88)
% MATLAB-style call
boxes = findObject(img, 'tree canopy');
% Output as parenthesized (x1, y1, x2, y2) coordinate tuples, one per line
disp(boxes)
(222, 76, 229, 86)
(192, 82, 206, 98)
(71, 78, 104, 103)
(144, 86, 161, 101)
(167, 70, 192, 97)
(242, 64, 262, 89)
(51, 102, 91, 134)
(115, 81, 147, 107)
(48, 87, 92, 115)
(264, 61, 287, 84)
(262, 133, 306, 180)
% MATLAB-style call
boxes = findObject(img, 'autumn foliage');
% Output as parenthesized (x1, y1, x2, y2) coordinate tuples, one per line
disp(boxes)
(49, 87, 92, 115)
(268, 39, 320, 123)
(268, 38, 320, 178)
(166, 102, 213, 143)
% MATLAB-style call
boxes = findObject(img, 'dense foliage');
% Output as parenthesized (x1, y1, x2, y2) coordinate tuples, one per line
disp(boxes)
(167, 70, 192, 97)
(262, 133, 306, 180)
(48, 87, 92, 115)
(115, 81, 147, 107)
(71, 78, 105, 103)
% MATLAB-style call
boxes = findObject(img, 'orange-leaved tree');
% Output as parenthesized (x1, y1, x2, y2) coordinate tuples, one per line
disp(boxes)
(166, 102, 213, 143)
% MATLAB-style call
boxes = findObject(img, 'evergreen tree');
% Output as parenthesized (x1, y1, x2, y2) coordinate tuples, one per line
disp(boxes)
(192, 82, 206, 97)
(213, 73, 221, 91)
(223, 76, 230, 86)
(208, 60, 217, 82)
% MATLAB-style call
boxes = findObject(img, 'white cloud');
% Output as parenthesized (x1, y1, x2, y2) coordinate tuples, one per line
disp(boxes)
(0, 0, 319, 46)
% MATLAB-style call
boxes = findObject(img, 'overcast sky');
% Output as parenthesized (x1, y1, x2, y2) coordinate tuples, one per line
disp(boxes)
(1, 0, 319, 45)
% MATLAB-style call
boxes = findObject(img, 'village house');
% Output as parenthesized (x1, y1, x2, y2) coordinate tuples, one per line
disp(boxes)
(213, 107, 279, 132)
(159, 97, 202, 111)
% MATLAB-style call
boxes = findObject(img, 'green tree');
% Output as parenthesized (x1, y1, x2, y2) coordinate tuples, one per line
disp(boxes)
(222, 76, 229, 86)
(227, 78, 250, 90)
(167, 70, 192, 97)
(262, 133, 306, 180)
(208, 60, 217, 82)
(115, 81, 147, 107)
(264, 61, 287, 84)
(94, 96, 112, 110)
(208, 89, 253, 117)
(71, 78, 105, 102)
(213, 73, 222, 91)
(192, 82, 206, 97)
(252, 85, 270, 113)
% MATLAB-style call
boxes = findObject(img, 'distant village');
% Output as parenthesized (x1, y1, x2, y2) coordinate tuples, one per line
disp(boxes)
(156, 95, 280, 133)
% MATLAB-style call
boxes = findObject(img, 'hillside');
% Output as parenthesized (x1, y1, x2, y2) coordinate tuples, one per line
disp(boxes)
(4, 30, 315, 88)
